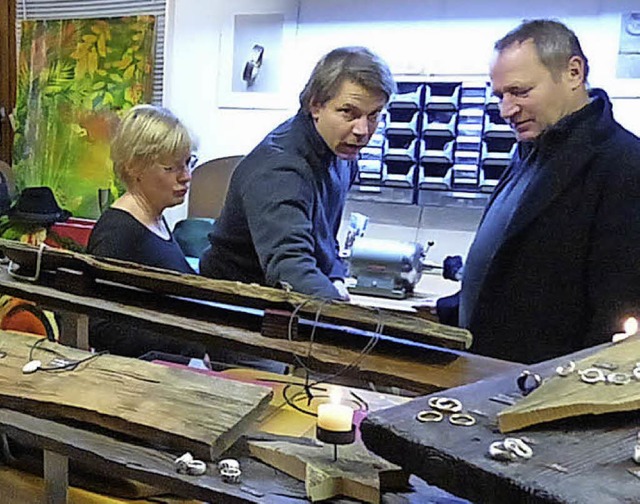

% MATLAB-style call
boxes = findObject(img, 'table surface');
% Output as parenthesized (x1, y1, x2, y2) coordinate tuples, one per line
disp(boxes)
(349, 272, 459, 314)
(0, 366, 470, 504)
(360, 341, 640, 504)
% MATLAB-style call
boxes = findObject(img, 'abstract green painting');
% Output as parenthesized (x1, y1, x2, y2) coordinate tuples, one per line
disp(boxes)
(12, 16, 156, 218)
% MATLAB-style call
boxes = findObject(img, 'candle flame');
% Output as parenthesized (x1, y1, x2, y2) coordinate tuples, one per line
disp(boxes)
(625, 317, 638, 336)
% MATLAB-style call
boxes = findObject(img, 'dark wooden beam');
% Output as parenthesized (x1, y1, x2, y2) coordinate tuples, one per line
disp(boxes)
(0, 267, 518, 394)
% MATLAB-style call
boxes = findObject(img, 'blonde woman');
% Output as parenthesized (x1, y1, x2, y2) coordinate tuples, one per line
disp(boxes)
(88, 104, 196, 273)
(87, 105, 206, 359)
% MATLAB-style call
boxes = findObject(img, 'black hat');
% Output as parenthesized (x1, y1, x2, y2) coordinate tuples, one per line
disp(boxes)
(8, 186, 71, 225)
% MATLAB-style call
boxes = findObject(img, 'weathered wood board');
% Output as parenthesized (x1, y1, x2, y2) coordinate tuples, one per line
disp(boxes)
(0, 267, 517, 394)
(498, 337, 640, 433)
(0, 239, 472, 349)
(0, 408, 467, 504)
(0, 408, 261, 503)
(0, 332, 272, 460)
(360, 342, 640, 504)
(248, 439, 409, 504)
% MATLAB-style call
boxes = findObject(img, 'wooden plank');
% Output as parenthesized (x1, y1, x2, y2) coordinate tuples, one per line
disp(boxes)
(58, 311, 89, 350)
(43, 450, 68, 504)
(0, 466, 186, 504)
(498, 336, 640, 433)
(0, 408, 258, 503)
(0, 239, 472, 349)
(360, 343, 640, 504)
(0, 268, 517, 394)
(248, 440, 409, 504)
(0, 408, 465, 504)
(0, 332, 272, 460)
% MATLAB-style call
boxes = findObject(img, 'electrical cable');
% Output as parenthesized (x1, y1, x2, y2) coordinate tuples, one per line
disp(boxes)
(27, 337, 108, 372)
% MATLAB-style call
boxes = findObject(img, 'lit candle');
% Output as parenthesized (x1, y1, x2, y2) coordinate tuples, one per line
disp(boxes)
(317, 403, 354, 432)
(317, 388, 354, 432)
(612, 317, 638, 344)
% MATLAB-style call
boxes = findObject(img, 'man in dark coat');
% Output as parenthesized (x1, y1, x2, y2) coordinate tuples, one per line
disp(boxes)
(200, 47, 395, 300)
(460, 19, 640, 363)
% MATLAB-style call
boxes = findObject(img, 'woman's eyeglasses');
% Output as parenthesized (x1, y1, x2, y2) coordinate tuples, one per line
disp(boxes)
(159, 154, 199, 175)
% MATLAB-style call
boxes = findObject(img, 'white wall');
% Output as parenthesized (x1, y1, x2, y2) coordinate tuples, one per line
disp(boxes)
(162, 0, 640, 226)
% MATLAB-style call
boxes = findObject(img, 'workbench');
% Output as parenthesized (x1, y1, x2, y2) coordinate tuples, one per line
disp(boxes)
(0, 365, 470, 503)
(0, 266, 516, 393)
(0, 260, 513, 503)
(360, 342, 640, 504)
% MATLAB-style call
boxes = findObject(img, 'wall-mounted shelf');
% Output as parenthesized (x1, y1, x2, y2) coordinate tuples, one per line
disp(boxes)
(350, 79, 516, 208)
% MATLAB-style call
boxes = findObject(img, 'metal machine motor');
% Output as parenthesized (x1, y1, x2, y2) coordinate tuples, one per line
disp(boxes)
(346, 237, 433, 299)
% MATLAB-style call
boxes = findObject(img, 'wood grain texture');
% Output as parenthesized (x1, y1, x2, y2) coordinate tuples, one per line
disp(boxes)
(0, 408, 258, 503)
(498, 337, 640, 433)
(0, 239, 471, 349)
(0, 268, 517, 394)
(0, 332, 272, 460)
(360, 343, 640, 504)
(0, 409, 468, 504)
(248, 440, 409, 504)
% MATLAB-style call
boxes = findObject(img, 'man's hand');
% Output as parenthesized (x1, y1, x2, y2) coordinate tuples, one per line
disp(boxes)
(332, 279, 351, 301)
(443, 255, 464, 282)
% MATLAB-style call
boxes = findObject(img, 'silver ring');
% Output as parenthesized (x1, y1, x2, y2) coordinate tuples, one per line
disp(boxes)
(504, 437, 533, 459)
(217, 458, 240, 471)
(428, 397, 462, 413)
(489, 441, 517, 461)
(517, 370, 542, 395)
(579, 368, 606, 384)
(449, 413, 476, 426)
(220, 466, 242, 483)
(416, 410, 444, 423)
(555, 361, 575, 377)
(606, 372, 631, 385)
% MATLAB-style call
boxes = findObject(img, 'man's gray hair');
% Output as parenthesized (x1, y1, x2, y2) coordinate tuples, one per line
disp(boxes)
(299, 46, 396, 112)
(495, 19, 589, 82)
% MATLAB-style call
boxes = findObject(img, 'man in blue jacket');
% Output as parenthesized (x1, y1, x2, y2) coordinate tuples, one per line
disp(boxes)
(200, 47, 395, 300)
(460, 19, 640, 363)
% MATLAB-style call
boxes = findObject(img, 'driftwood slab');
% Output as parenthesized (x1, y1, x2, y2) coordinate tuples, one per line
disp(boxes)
(498, 337, 640, 433)
(0, 331, 272, 460)
(0, 239, 472, 349)
(360, 343, 640, 504)
(247, 439, 409, 504)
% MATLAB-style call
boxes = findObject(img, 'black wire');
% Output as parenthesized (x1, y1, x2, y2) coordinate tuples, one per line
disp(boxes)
(287, 299, 384, 411)
(281, 383, 369, 418)
(284, 298, 384, 417)
(27, 337, 108, 372)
